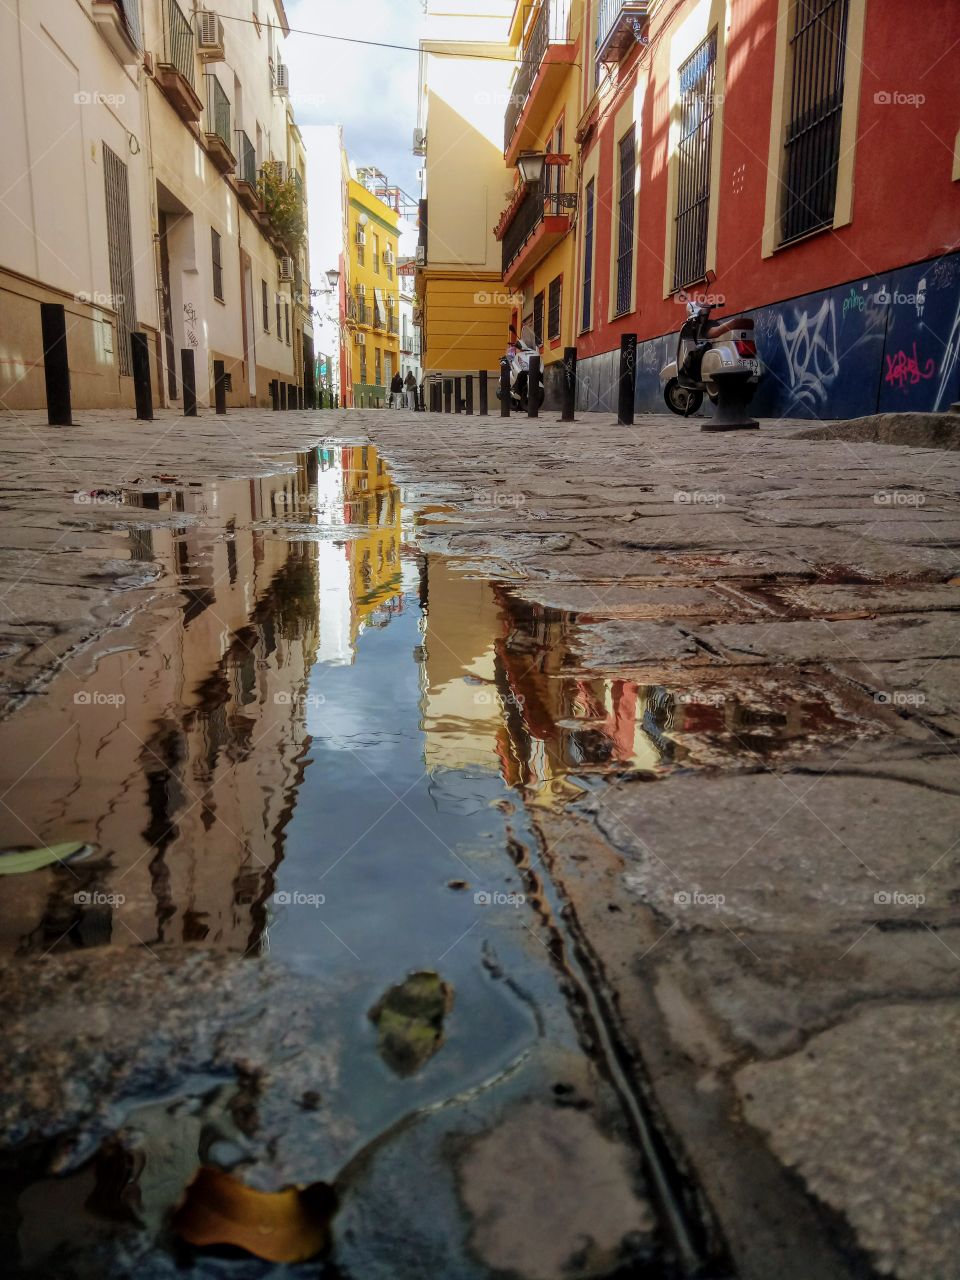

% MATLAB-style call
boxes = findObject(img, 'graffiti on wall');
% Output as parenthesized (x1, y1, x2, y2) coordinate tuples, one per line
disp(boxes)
(776, 299, 840, 412)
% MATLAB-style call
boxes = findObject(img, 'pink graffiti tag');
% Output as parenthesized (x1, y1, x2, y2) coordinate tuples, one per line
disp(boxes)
(885, 343, 936, 389)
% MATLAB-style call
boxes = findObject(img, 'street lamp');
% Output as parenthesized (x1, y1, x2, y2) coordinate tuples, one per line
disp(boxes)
(325, 267, 340, 290)
(517, 151, 546, 184)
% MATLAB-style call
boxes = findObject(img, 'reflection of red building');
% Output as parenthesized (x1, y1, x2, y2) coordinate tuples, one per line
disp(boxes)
(573, 0, 960, 417)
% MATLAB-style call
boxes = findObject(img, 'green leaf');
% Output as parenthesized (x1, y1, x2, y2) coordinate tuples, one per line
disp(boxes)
(0, 842, 93, 875)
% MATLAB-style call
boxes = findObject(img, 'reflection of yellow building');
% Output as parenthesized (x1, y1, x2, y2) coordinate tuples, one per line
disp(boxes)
(346, 178, 400, 407)
(341, 445, 403, 639)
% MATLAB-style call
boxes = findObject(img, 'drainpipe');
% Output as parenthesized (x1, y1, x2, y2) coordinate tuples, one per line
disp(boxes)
(139, 36, 169, 408)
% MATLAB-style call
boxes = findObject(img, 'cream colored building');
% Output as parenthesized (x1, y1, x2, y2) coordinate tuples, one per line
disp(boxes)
(415, 1, 516, 399)
(0, 0, 311, 412)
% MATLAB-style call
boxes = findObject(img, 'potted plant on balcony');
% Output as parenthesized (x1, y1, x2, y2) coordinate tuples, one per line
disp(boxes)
(258, 163, 306, 257)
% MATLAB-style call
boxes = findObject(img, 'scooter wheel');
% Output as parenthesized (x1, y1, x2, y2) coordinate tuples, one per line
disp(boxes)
(663, 379, 703, 416)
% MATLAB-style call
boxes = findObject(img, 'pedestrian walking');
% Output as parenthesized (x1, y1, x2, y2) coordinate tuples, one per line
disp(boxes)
(404, 370, 418, 410)
(390, 371, 403, 409)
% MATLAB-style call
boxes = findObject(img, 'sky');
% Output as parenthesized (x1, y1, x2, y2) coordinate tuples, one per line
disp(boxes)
(282, 0, 426, 200)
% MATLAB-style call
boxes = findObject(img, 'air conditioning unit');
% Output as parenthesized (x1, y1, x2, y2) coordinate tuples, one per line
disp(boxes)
(356, 230, 366, 246)
(273, 63, 289, 95)
(358, 283, 366, 296)
(415, 245, 426, 266)
(355, 332, 366, 346)
(383, 248, 394, 265)
(197, 10, 225, 60)
(263, 159, 288, 183)
(279, 256, 294, 281)
(412, 127, 426, 155)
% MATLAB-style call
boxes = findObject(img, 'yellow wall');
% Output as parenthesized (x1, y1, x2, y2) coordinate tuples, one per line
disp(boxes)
(346, 179, 400, 402)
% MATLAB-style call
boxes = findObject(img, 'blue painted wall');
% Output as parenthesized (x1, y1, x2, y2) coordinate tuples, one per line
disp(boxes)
(575, 251, 960, 419)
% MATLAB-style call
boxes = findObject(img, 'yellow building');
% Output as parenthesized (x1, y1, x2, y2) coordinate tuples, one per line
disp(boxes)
(415, 2, 516, 403)
(345, 176, 401, 407)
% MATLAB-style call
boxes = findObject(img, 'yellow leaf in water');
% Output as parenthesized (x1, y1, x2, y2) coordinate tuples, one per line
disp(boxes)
(171, 1166, 335, 1263)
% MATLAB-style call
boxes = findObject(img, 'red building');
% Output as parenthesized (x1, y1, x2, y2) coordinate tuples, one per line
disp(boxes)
(573, 0, 960, 418)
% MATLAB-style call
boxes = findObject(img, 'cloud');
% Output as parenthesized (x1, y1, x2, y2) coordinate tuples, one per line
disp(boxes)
(283, 0, 424, 195)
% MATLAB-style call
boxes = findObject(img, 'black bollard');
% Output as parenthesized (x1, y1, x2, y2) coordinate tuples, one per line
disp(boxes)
(181, 349, 197, 416)
(561, 346, 576, 422)
(288, 382, 297, 410)
(431, 382, 440, 412)
(40, 302, 72, 425)
(499, 360, 510, 417)
(335, 392, 339, 408)
(465, 376, 473, 415)
(270, 379, 279, 410)
(527, 354, 540, 419)
(213, 360, 227, 414)
(443, 380, 452, 413)
(453, 376, 462, 413)
(617, 333, 637, 426)
(279, 381, 287, 410)
(478, 369, 488, 416)
(130, 331, 153, 421)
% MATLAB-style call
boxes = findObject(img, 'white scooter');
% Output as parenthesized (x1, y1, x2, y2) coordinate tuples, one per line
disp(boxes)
(496, 332, 545, 412)
(660, 302, 761, 421)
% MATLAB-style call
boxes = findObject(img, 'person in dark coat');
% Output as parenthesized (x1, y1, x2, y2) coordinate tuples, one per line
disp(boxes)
(389, 370, 403, 408)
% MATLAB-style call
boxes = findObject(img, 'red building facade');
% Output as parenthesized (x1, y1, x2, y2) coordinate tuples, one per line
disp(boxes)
(573, 0, 960, 417)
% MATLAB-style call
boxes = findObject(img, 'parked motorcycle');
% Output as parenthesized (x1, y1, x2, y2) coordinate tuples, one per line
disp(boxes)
(496, 335, 545, 412)
(660, 302, 761, 417)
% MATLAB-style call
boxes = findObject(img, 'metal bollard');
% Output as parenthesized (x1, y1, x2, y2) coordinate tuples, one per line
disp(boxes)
(279, 381, 287, 410)
(617, 333, 637, 426)
(181, 349, 197, 416)
(478, 369, 488, 416)
(499, 360, 510, 416)
(527, 355, 540, 419)
(130, 332, 153, 421)
(213, 360, 227, 414)
(561, 346, 576, 422)
(40, 302, 72, 425)
(465, 375, 473, 415)
(443, 380, 452, 413)
(270, 379, 279, 410)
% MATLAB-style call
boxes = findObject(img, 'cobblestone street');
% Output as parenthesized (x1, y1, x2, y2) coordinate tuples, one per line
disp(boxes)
(1, 405, 959, 1278)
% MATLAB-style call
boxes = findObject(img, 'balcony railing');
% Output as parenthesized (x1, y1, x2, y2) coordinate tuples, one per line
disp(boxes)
(204, 74, 231, 148)
(500, 165, 575, 274)
(504, 0, 571, 151)
(163, 0, 195, 87)
(235, 129, 256, 185)
(596, 1, 650, 65)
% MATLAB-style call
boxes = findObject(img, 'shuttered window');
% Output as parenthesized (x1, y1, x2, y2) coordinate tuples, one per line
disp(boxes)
(581, 178, 595, 331)
(533, 291, 544, 347)
(781, 0, 850, 243)
(211, 228, 223, 301)
(261, 279, 269, 330)
(673, 33, 717, 290)
(547, 276, 561, 341)
(615, 127, 636, 316)
(102, 143, 137, 376)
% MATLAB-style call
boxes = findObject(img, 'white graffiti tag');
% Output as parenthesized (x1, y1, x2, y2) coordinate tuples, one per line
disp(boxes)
(934, 294, 960, 412)
(777, 299, 839, 411)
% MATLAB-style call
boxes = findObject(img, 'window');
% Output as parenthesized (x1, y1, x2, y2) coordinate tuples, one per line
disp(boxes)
(581, 178, 595, 330)
(547, 276, 561, 341)
(384, 351, 393, 383)
(211, 228, 223, 301)
(285, 300, 290, 344)
(102, 143, 137, 375)
(360, 349, 367, 383)
(532, 291, 544, 347)
(674, 33, 717, 289)
(781, 0, 850, 242)
(373, 233, 380, 274)
(615, 128, 636, 316)
(374, 348, 382, 386)
(261, 279, 269, 330)
(276, 292, 281, 334)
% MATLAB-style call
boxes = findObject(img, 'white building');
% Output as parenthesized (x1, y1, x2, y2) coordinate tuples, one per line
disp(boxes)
(0, 0, 312, 411)
(302, 124, 349, 405)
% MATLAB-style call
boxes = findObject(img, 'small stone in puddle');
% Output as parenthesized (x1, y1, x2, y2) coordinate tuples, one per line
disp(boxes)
(446, 879, 469, 891)
(368, 971, 453, 1076)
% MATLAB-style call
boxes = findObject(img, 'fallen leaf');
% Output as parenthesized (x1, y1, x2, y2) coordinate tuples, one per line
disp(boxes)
(171, 1166, 335, 1263)
(369, 970, 453, 1076)
(0, 842, 93, 875)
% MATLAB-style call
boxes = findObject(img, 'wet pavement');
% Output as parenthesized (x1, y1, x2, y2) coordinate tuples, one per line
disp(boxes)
(0, 406, 959, 1279)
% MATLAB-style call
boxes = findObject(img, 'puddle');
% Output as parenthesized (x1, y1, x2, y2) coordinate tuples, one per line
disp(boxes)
(0, 440, 897, 1276)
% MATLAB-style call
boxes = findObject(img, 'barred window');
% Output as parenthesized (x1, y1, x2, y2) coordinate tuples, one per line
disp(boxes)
(547, 276, 561, 341)
(261, 279, 269, 330)
(533, 291, 544, 347)
(673, 33, 717, 290)
(615, 127, 636, 316)
(581, 178, 595, 330)
(360, 349, 367, 383)
(211, 229, 223, 301)
(284, 300, 290, 344)
(375, 347, 382, 386)
(102, 143, 137, 374)
(781, 0, 850, 242)
(276, 292, 281, 334)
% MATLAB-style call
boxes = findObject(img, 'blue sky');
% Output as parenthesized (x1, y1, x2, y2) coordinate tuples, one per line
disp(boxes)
(283, 0, 426, 198)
